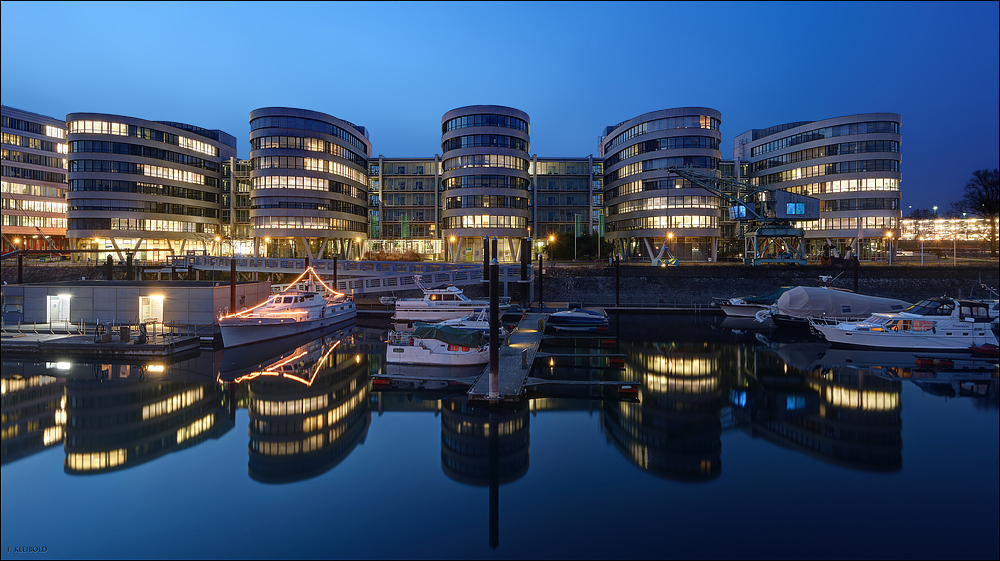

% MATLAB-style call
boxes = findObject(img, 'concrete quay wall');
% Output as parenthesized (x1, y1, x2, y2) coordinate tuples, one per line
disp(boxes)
(539, 265, 1000, 307)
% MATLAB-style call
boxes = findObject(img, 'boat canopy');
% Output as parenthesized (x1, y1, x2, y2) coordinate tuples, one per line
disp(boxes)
(775, 287, 910, 319)
(412, 325, 484, 347)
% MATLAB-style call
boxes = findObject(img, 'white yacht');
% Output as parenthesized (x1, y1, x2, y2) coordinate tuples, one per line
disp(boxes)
(391, 275, 511, 324)
(809, 297, 999, 351)
(385, 325, 489, 366)
(219, 267, 356, 348)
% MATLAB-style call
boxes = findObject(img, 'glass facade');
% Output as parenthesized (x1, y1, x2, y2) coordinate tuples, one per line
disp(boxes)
(601, 108, 722, 262)
(65, 113, 236, 262)
(1, 105, 69, 253)
(739, 113, 903, 260)
(249, 108, 370, 259)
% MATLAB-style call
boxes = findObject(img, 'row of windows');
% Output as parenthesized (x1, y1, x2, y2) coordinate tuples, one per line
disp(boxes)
(755, 159, 900, 186)
(2, 116, 65, 139)
(604, 136, 721, 168)
(2, 149, 65, 169)
(605, 156, 718, 184)
(751, 121, 900, 157)
(1, 132, 67, 154)
(68, 120, 219, 157)
(782, 177, 900, 196)
(442, 215, 528, 229)
(1, 214, 67, 228)
(70, 141, 219, 172)
(251, 175, 366, 200)
(250, 135, 367, 168)
(251, 198, 367, 217)
(442, 134, 529, 153)
(442, 175, 530, 191)
(69, 179, 219, 203)
(1, 198, 67, 213)
(603, 115, 720, 154)
(250, 116, 368, 154)
(820, 198, 900, 212)
(444, 195, 529, 210)
(534, 161, 593, 176)
(608, 215, 719, 231)
(70, 200, 219, 218)
(605, 178, 705, 200)
(443, 114, 528, 134)
(382, 193, 432, 206)
(69, 159, 215, 187)
(383, 179, 429, 191)
(68, 217, 215, 233)
(377, 162, 437, 176)
(610, 195, 719, 215)
(537, 210, 590, 223)
(252, 215, 366, 232)
(1, 180, 65, 199)
(1, 165, 65, 184)
(751, 140, 900, 173)
(442, 154, 529, 172)
(803, 216, 899, 230)
(382, 210, 430, 222)
(537, 177, 589, 192)
(252, 156, 366, 185)
(537, 194, 587, 207)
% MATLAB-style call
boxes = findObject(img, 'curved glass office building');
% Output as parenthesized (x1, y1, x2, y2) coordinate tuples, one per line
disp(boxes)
(249, 107, 371, 259)
(601, 108, 722, 263)
(440, 105, 531, 262)
(66, 113, 237, 261)
(736, 113, 902, 260)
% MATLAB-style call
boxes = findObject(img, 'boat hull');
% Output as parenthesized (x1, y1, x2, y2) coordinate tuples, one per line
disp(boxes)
(813, 323, 998, 351)
(386, 343, 489, 366)
(220, 305, 357, 348)
(393, 304, 511, 323)
(718, 303, 768, 318)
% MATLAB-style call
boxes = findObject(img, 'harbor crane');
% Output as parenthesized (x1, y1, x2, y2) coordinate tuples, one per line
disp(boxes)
(666, 167, 820, 266)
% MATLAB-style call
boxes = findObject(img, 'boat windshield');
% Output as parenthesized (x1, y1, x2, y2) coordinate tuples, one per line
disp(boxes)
(903, 300, 954, 316)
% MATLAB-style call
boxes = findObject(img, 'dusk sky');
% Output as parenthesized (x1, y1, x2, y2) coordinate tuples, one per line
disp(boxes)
(2, 1, 997, 212)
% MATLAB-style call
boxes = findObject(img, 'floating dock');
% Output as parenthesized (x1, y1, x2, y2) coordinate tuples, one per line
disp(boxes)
(0, 332, 201, 359)
(467, 312, 546, 403)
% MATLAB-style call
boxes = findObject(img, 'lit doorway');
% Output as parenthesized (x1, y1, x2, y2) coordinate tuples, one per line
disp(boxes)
(47, 295, 71, 324)
(139, 296, 163, 324)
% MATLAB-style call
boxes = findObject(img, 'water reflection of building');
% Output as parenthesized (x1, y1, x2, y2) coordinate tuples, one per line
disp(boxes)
(749, 369, 903, 472)
(64, 374, 230, 474)
(440, 397, 529, 486)
(1, 369, 67, 465)
(247, 338, 370, 483)
(602, 342, 722, 481)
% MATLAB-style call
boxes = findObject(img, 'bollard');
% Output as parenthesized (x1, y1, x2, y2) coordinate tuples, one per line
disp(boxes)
(522, 348, 528, 369)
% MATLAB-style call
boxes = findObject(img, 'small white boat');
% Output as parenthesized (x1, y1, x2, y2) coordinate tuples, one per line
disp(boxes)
(548, 308, 609, 332)
(219, 267, 356, 348)
(391, 275, 511, 323)
(810, 297, 999, 351)
(385, 325, 489, 366)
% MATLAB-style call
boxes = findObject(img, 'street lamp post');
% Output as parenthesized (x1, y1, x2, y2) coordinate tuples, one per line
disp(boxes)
(548, 234, 555, 260)
(886, 230, 893, 265)
(920, 236, 924, 266)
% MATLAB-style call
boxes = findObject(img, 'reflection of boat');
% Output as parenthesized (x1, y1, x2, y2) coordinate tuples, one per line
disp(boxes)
(386, 325, 489, 366)
(391, 275, 510, 323)
(548, 309, 609, 331)
(219, 326, 357, 385)
(757, 286, 910, 332)
(810, 297, 999, 351)
(219, 267, 356, 348)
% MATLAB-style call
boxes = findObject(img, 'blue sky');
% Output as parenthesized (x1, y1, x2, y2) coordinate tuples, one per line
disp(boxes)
(2, 1, 997, 211)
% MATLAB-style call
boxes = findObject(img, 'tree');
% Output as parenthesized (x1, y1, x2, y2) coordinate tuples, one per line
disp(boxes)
(951, 169, 999, 257)
(907, 207, 937, 219)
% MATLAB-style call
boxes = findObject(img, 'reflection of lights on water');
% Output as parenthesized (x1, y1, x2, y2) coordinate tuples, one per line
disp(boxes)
(55, 362, 71, 370)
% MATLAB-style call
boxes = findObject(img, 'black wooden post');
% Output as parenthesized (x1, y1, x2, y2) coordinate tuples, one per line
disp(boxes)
(126, 253, 134, 281)
(489, 258, 500, 401)
(615, 257, 620, 307)
(106, 255, 113, 281)
(17, 251, 23, 284)
(538, 254, 544, 312)
(230, 258, 237, 313)
(483, 236, 490, 282)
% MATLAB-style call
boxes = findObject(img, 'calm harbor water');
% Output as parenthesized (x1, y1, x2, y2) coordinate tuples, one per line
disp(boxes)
(2, 314, 997, 560)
